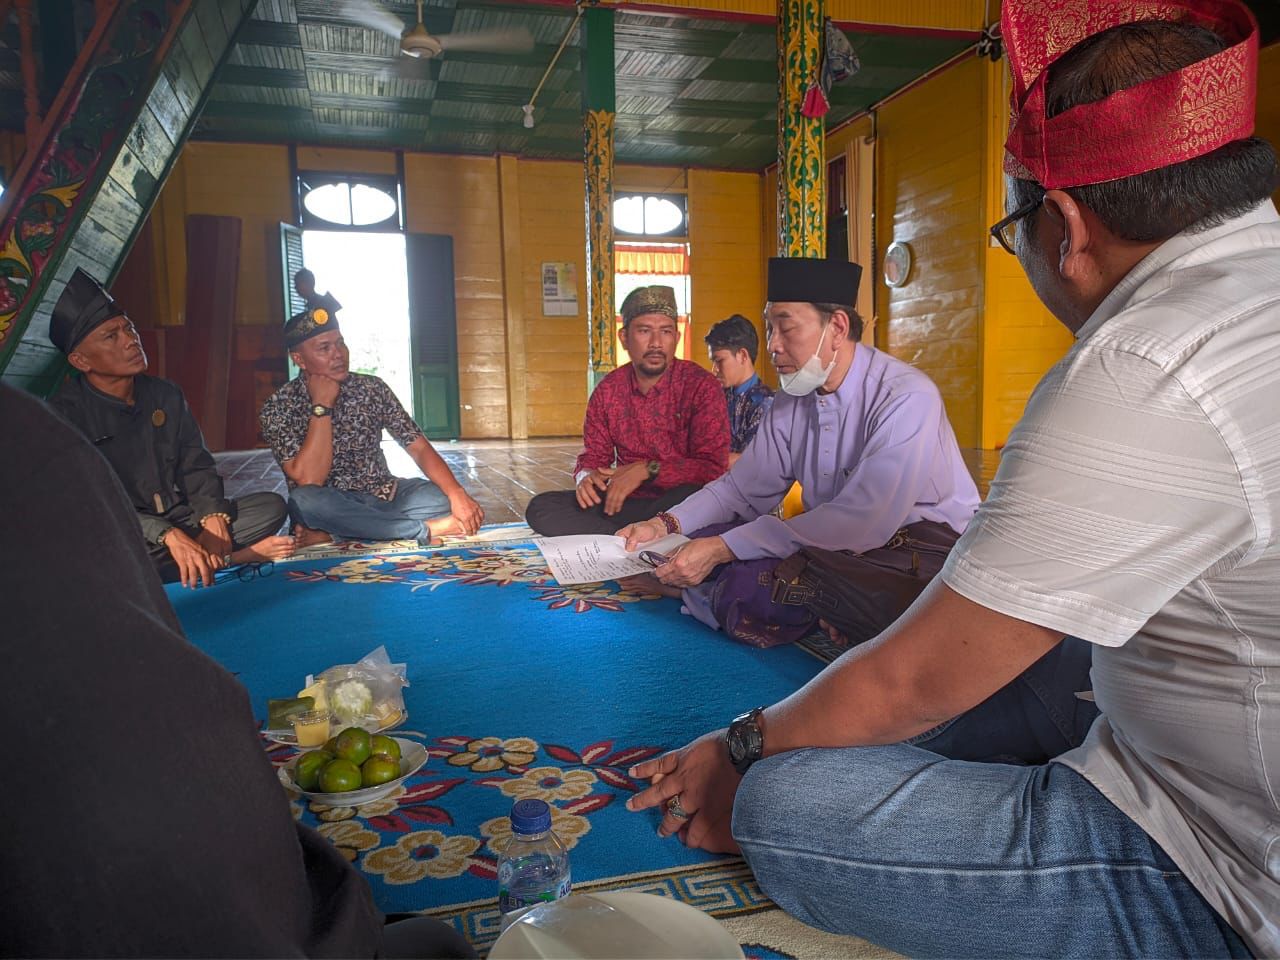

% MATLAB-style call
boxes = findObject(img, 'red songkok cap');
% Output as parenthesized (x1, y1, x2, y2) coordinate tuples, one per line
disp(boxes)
(1003, 0, 1259, 188)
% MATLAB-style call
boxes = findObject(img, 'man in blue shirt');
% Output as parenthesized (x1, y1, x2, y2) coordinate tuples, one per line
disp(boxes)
(705, 314, 773, 467)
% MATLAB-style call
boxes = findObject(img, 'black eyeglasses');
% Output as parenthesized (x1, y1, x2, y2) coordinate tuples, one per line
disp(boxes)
(989, 196, 1043, 255)
(215, 561, 275, 585)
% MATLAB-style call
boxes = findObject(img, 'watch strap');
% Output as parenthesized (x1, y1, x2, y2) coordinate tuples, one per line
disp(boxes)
(727, 706, 765, 775)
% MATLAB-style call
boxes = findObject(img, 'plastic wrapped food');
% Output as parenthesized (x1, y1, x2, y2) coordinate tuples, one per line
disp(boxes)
(310, 646, 409, 728)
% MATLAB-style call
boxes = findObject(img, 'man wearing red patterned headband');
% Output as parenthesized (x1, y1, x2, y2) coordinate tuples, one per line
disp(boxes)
(625, 3, 1279, 956)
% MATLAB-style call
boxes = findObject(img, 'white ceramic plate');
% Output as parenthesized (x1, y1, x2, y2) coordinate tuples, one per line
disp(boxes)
(277, 736, 428, 806)
(263, 707, 406, 746)
(489, 891, 744, 960)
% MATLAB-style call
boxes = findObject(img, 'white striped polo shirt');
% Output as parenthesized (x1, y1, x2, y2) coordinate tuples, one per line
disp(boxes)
(943, 201, 1280, 955)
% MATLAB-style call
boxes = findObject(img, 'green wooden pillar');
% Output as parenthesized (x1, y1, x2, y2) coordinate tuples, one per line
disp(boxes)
(583, 5, 616, 390)
(777, 0, 826, 257)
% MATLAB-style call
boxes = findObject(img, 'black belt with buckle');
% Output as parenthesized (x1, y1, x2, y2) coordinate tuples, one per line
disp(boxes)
(771, 553, 814, 606)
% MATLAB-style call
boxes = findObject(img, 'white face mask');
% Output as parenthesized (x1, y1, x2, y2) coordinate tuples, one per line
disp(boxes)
(777, 323, 836, 396)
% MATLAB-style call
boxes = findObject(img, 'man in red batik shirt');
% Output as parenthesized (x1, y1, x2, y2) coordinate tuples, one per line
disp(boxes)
(526, 285, 729, 536)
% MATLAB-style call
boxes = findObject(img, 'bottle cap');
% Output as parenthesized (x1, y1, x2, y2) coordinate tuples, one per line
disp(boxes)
(510, 798, 552, 835)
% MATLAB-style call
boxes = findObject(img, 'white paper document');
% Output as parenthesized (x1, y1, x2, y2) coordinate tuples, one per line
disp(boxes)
(533, 533, 690, 585)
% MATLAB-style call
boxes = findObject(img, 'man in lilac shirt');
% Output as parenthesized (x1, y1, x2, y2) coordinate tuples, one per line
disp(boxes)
(622, 257, 980, 643)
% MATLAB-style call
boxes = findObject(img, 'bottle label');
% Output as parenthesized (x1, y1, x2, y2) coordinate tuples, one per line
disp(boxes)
(498, 876, 571, 916)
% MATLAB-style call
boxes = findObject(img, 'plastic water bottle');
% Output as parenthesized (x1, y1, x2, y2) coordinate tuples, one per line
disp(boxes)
(497, 798, 571, 930)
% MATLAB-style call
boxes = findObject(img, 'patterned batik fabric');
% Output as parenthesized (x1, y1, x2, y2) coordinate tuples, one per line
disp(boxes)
(726, 378, 775, 454)
(1001, 0, 1258, 187)
(574, 359, 729, 494)
(259, 373, 423, 501)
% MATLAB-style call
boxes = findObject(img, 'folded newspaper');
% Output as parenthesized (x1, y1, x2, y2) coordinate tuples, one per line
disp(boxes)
(533, 533, 690, 585)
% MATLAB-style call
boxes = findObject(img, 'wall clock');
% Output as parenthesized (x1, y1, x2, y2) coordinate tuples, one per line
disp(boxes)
(883, 240, 913, 288)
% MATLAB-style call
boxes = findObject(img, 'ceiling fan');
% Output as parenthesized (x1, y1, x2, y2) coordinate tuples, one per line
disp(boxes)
(343, 0, 535, 59)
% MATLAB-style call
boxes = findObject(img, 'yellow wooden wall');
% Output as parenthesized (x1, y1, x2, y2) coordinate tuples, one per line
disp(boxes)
(782, 56, 1072, 451)
(826, 114, 877, 343)
(110, 38, 1280, 447)
(979, 242, 1072, 448)
(122, 142, 294, 331)
(298, 146, 397, 175)
(761, 114, 874, 385)
(118, 141, 764, 440)
(977, 59, 1072, 448)
(687, 167, 766, 370)
(875, 55, 985, 449)
(403, 153, 508, 439)
(978, 44, 1280, 448)
(757, 163, 783, 392)
(516, 159, 589, 438)
(290, 148, 510, 441)
(807, 42, 1280, 452)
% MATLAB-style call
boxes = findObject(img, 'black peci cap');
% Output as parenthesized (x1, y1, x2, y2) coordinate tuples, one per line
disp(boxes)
(284, 304, 341, 350)
(49, 268, 126, 354)
(766, 257, 862, 305)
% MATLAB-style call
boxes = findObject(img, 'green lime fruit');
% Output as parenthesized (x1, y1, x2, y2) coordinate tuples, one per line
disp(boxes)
(361, 755, 402, 787)
(323, 735, 340, 754)
(334, 727, 373, 766)
(369, 734, 401, 761)
(318, 758, 363, 793)
(293, 749, 334, 791)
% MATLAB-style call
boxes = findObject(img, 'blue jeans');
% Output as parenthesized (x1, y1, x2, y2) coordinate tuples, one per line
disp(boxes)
(731, 640, 1251, 958)
(288, 478, 451, 542)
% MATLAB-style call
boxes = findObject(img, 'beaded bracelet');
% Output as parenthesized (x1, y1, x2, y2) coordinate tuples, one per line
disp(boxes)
(200, 512, 233, 528)
(656, 511, 681, 535)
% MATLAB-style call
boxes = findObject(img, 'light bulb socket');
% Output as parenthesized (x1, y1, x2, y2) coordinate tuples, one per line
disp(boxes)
(521, 104, 535, 129)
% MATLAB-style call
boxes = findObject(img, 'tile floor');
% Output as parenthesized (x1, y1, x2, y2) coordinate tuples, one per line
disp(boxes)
(216, 439, 582, 524)
(216, 440, 1000, 524)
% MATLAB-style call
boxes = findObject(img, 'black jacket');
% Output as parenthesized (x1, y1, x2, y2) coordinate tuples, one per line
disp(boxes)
(0, 384, 383, 957)
(49, 374, 231, 543)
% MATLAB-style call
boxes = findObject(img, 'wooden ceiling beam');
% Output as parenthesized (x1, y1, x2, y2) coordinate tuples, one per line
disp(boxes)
(599, 0, 985, 37)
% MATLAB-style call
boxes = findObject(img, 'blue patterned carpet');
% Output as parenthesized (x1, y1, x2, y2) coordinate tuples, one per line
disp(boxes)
(168, 541, 831, 950)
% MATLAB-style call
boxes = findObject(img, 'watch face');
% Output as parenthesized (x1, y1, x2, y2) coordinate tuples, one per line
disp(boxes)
(727, 709, 763, 774)
(727, 730, 748, 764)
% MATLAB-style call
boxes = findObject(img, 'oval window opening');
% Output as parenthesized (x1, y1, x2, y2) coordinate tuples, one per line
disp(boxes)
(613, 195, 645, 234)
(351, 184, 397, 226)
(644, 197, 683, 235)
(303, 183, 353, 226)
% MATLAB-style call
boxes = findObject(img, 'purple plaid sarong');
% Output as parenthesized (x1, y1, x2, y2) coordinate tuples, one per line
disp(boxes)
(688, 519, 960, 649)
